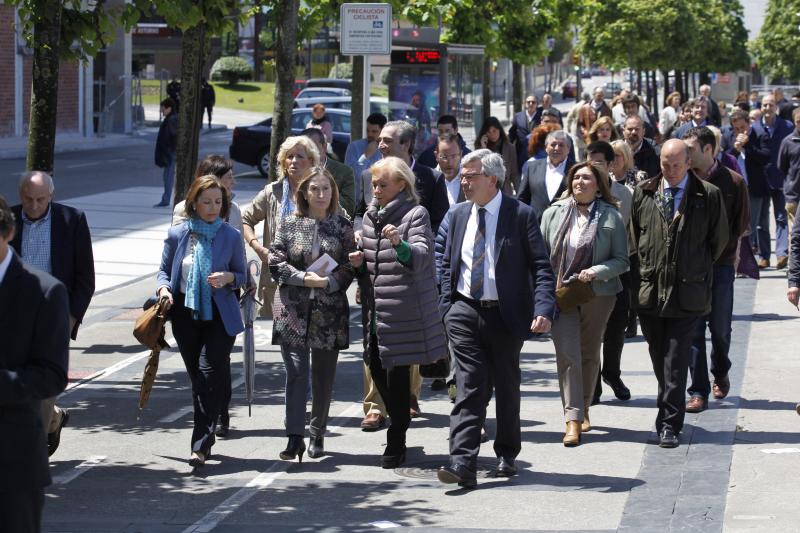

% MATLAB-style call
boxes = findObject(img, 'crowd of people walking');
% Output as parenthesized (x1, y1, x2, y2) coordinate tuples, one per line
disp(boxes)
(7, 82, 800, 530)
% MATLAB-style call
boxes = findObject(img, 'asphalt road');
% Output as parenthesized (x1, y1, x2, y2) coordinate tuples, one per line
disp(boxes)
(0, 128, 264, 204)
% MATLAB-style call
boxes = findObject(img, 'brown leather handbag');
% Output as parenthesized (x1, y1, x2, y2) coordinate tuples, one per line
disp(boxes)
(555, 280, 594, 312)
(133, 295, 170, 349)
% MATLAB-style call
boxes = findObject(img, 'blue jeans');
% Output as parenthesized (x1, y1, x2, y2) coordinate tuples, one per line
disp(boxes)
(750, 190, 788, 259)
(161, 153, 176, 205)
(688, 264, 735, 398)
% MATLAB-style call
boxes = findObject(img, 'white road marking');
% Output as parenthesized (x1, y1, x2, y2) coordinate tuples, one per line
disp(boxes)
(760, 448, 800, 454)
(66, 161, 101, 169)
(181, 402, 362, 532)
(159, 405, 193, 424)
(61, 338, 176, 397)
(52, 455, 107, 485)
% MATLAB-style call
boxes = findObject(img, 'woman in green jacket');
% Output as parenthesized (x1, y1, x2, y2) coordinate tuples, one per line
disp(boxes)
(540, 162, 629, 447)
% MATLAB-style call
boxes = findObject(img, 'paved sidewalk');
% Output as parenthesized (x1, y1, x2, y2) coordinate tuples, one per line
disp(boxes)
(0, 131, 151, 160)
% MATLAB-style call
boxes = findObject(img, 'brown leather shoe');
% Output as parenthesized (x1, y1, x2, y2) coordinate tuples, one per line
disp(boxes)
(410, 395, 421, 418)
(777, 256, 789, 269)
(360, 413, 386, 431)
(563, 421, 581, 447)
(757, 258, 770, 269)
(712, 375, 730, 399)
(685, 395, 708, 413)
(581, 412, 591, 433)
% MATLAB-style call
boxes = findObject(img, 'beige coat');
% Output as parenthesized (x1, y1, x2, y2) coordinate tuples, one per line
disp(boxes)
(241, 181, 285, 317)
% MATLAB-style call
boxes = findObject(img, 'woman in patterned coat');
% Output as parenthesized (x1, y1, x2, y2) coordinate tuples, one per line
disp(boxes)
(269, 167, 356, 462)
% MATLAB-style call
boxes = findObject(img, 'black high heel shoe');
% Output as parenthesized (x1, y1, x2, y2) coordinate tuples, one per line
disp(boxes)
(279, 435, 306, 463)
(381, 446, 406, 469)
(308, 436, 324, 458)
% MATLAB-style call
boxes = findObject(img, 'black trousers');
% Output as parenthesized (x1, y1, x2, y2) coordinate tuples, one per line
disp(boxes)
(368, 334, 410, 454)
(171, 292, 235, 455)
(445, 298, 524, 472)
(0, 487, 44, 532)
(639, 314, 699, 434)
(596, 271, 631, 397)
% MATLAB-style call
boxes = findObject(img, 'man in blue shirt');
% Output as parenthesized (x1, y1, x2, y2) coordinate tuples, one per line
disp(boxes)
(345, 112, 387, 219)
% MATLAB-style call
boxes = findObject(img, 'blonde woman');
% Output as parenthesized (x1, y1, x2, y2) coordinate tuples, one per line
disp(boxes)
(241, 136, 321, 317)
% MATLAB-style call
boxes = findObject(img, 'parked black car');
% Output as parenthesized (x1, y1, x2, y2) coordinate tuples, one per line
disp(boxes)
(229, 108, 351, 177)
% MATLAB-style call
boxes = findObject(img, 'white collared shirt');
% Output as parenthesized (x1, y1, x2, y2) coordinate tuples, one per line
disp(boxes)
(457, 190, 502, 300)
(444, 173, 462, 205)
(545, 158, 568, 201)
(0, 247, 13, 285)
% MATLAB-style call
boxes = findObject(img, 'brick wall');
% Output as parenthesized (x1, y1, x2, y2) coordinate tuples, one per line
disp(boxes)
(0, 6, 16, 137)
(1, 6, 81, 138)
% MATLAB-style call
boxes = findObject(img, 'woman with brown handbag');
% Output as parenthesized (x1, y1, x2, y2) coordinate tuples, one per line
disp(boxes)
(540, 162, 629, 446)
(156, 176, 246, 468)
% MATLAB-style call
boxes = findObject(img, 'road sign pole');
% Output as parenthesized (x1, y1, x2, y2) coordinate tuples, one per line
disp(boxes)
(363, 55, 370, 137)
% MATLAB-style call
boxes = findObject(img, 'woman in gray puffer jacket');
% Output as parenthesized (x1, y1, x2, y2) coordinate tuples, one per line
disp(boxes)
(349, 156, 447, 469)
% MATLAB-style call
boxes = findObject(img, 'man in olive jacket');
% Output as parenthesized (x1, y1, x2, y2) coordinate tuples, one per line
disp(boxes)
(630, 139, 728, 448)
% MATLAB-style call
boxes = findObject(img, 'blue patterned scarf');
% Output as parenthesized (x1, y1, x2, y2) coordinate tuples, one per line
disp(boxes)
(280, 178, 297, 221)
(186, 217, 223, 320)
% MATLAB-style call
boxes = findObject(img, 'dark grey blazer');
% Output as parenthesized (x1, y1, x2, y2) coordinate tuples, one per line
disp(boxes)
(516, 157, 574, 223)
(0, 252, 70, 491)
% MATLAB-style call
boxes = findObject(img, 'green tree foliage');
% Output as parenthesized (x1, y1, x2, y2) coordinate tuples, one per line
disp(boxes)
(210, 56, 254, 84)
(578, 0, 748, 76)
(753, 0, 800, 81)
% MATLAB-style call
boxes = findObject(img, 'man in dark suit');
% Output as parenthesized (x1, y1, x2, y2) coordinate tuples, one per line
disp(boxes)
(589, 86, 613, 119)
(417, 114, 471, 170)
(301, 127, 355, 218)
(11, 171, 95, 456)
(623, 115, 661, 179)
(437, 149, 556, 488)
(374, 120, 449, 232)
(517, 129, 575, 222)
(0, 195, 70, 532)
(699, 84, 721, 127)
(508, 95, 541, 174)
(673, 97, 710, 139)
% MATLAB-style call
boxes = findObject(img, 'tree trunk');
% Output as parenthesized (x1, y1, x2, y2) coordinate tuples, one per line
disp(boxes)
(269, 0, 299, 182)
(27, 0, 63, 174)
(636, 69, 643, 95)
(512, 61, 522, 114)
(650, 71, 658, 116)
(676, 71, 684, 101)
(482, 56, 491, 125)
(662, 69, 671, 100)
(173, 23, 206, 205)
(699, 72, 711, 86)
(253, 12, 263, 81)
(351, 56, 364, 141)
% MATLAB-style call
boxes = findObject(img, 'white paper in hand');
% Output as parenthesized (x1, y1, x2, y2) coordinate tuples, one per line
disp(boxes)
(307, 253, 337, 275)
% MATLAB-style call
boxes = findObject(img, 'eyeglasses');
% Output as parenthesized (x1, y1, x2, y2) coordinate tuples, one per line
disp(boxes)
(460, 172, 485, 180)
(437, 153, 460, 162)
(525, 100, 536, 105)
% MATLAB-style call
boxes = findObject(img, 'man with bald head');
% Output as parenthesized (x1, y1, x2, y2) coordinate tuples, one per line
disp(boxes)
(630, 139, 728, 448)
(10, 171, 95, 456)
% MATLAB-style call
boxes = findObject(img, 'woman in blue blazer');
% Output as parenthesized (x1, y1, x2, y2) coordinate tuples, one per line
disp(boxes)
(156, 176, 246, 467)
